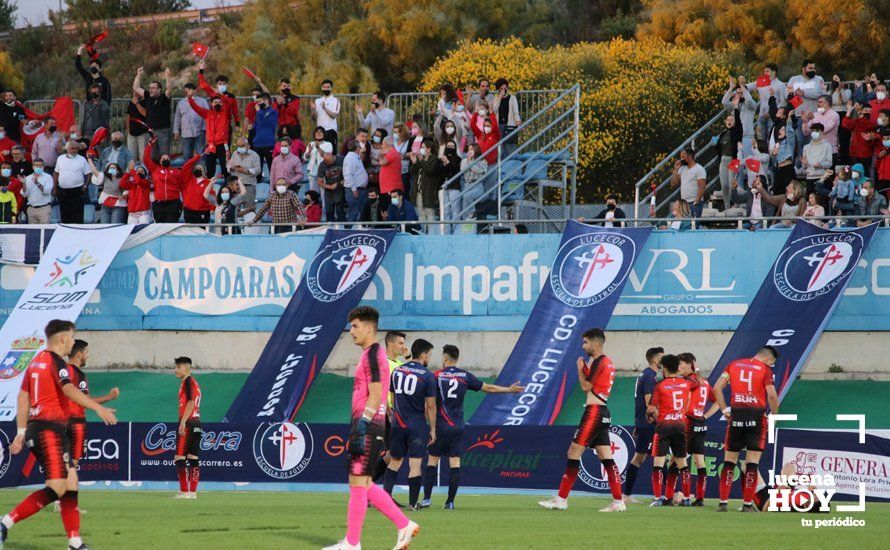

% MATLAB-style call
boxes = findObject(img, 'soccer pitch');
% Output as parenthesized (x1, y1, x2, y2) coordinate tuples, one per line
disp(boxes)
(0, 490, 887, 549)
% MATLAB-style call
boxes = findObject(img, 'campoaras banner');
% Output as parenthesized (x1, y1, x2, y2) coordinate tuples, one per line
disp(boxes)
(707, 220, 880, 400)
(0, 225, 132, 419)
(225, 229, 396, 422)
(471, 221, 653, 425)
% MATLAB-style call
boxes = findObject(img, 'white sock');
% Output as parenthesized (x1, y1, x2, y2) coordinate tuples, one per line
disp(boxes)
(1, 514, 13, 528)
(69, 535, 83, 547)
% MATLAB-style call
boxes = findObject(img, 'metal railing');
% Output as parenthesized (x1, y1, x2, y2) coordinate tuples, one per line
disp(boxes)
(438, 86, 580, 232)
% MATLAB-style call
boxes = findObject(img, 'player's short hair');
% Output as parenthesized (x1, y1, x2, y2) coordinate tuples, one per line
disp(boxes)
(385, 331, 406, 345)
(645, 347, 664, 363)
(661, 354, 680, 374)
(758, 346, 779, 360)
(348, 306, 379, 326)
(677, 352, 697, 368)
(70, 339, 88, 357)
(45, 319, 75, 340)
(443, 345, 459, 361)
(411, 339, 434, 358)
(174, 356, 192, 366)
(582, 328, 605, 344)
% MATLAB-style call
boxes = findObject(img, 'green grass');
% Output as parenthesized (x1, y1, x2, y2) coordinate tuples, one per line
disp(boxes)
(82, 372, 890, 428)
(0, 490, 887, 549)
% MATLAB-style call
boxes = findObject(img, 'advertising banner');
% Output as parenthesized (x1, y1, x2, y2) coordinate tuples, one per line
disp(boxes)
(0, 225, 132, 420)
(707, 222, 880, 400)
(471, 221, 652, 425)
(224, 230, 396, 422)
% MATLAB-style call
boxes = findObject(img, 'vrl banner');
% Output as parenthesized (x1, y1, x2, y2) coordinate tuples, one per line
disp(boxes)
(471, 221, 653, 426)
(225, 229, 396, 422)
(0, 225, 132, 420)
(708, 221, 880, 400)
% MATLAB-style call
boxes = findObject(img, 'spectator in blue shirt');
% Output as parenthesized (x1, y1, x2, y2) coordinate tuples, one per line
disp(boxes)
(622, 347, 663, 503)
(386, 188, 420, 234)
(252, 93, 279, 182)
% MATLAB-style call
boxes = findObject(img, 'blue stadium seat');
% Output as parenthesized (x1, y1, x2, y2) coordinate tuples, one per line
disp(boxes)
(255, 183, 270, 203)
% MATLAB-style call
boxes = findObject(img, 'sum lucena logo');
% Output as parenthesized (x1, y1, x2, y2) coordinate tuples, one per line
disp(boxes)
(46, 249, 97, 288)
(463, 430, 542, 477)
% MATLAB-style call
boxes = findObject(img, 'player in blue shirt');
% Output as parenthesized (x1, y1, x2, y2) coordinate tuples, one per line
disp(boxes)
(421, 345, 523, 509)
(383, 339, 437, 510)
(622, 346, 663, 503)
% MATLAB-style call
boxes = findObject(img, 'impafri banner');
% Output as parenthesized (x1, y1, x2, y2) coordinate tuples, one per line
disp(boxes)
(0, 225, 132, 420)
(471, 221, 652, 426)
(707, 221, 880, 400)
(225, 230, 396, 422)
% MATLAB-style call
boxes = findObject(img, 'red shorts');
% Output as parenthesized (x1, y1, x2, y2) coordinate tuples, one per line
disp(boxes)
(25, 421, 71, 481)
(67, 417, 87, 462)
(175, 419, 203, 457)
(572, 405, 611, 449)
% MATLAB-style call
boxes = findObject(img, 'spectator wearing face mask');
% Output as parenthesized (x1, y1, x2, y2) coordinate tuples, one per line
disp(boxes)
(133, 66, 173, 159)
(787, 60, 826, 117)
(143, 139, 201, 223)
(304, 127, 330, 204)
(356, 91, 395, 135)
(67, 125, 89, 155)
(6, 146, 30, 216)
(262, 77, 301, 140)
(493, 78, 521, 157)
(53, 141, 91, 223)
(755, 178, 806, 229)
(173, 83, 208, 161)
(658, 199, 693, 231)
(75, 45, 111, 104)
(747, 63, 785, 141)
(368, 129, 387, 184)
(206, 175, 248, 235)
(855, 180, 888, 226)
(99, 131, 131, 173)
(438, 120, 465, 156)
(126, 92, 149, 163)
(739, 139, 771, 193)
(21, 158, 54, 224)
(0, 173, 17, 224)
(312, 79, 340, 150)
(591, 194, 627, 227)
(440, 139, 462, 233)
(670, 148, 707, 218)
(182, 162, 217, 224)
(252, 93, 278, 180)
(386, 188, 420, 234)
(842, 102, 878, 174)
(82, 83, 110, 141)
(768, 108, 798, 196)
(868, 83, 890, 125)
(119, 162, 153, 224)
(409, 137, 443, 227)
(801, 123, 833, 197)
(722, 76, 756, 147)
(270, 137, 303, 193)
(188, 90, 232, 179)
(227, 136, 261, 204)
(460, 144, 487, 220)
(803, 95, 840, 164)
(198, 61, 241, 136)
(392, 124, 412, 195)
(250, 176, 307, 233)
(303, 189, 322, 224)
(361, 186, 388, 223)
(343, 138, 369, 222)
(243, 86, 263, 144)
(716, 112, 743, 207)
(319, 144, 346, 222)
(875, 127, 890, 197)
(31, 117, 64, 171)
(87, 156, 127, 224)
(0, 91, 26, 144)
(732, 175, 777, 231)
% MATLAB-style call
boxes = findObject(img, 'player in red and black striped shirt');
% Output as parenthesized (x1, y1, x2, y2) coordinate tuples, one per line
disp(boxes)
(712, 346, 780, 512)
(539, 328, 626, 513)
(0, 320, 117, 550)
(647, 354, 693, 506)
(174, 356, 203, 499)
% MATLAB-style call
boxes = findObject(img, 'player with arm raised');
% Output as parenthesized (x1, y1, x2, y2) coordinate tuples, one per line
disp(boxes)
(0, 320, 117, 550)
(538, 328, 626, 513)
(173, 356, 202, 499)
(421, 345, 522, 510)
(623, 346, 663, 504)
(323, 307, 418, 550)
(679, 352, 719, 506)
(383, 338, 437, 510)
(646, 354, 693, 507)
(712, 345, 781, 512)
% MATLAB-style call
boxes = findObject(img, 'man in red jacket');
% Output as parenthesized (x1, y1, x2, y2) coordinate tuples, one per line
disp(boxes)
(143, 139, 202, 222)
(842, 102, 877, 174)
(188, 90, 231, 180)
(182, 162, 216, 224)
(197, 60, 240, 132)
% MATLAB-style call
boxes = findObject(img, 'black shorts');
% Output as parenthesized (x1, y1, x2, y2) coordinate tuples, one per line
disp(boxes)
(389, 424, 429, 459)
(25, 420, 71, 481)
(685, 416, 707, 455)
(652, 423, 687, 458)
(572, 405, 611, 449)
(725, 411, 767, 453)
(632, 425, 655, 454)
(428, 425, 466, 458)
(67, 417, 87, 462)
(176, 419, 203, 457)
(347, 421, 385, 477)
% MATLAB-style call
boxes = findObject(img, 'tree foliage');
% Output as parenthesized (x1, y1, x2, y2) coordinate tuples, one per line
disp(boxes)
(637, 0, 889, 75)
(0, 0, 15, 32)
(63, 0, 191, 22)
(0, 49, 25, 94)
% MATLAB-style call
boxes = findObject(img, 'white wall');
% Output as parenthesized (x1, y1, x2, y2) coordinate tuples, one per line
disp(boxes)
(80, 330, 889, 380)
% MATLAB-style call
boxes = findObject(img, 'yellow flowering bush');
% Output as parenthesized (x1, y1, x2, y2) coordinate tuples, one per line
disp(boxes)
(422, 38, 742, 201)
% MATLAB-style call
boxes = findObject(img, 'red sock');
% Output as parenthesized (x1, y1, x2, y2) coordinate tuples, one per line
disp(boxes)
(665, 466, 678, 500)
(601, 459, 623, 500)
(719, 462, 735, 502)
(557, 459, 580, 499)
(188, 459, 200, 493)
(743, 463, 758, 505)
(60, 491, 80, 539)
(696, 467, 707, 500)
(680, 467, 691, 498)
(9, 487, 58, 523)
(651, 469, 663, 498)
(175, 459, 188, 492)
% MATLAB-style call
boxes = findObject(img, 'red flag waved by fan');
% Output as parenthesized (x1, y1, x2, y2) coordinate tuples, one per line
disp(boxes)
(85, 30, 108, 61)
(87, 127, 109, 158)
(19, 97, 76, 152)
(192, 42, 209, 59)
(242, 67, 257, 81)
